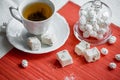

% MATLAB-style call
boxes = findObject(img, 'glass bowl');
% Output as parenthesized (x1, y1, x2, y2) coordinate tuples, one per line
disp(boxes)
(74, 0, 112, 45)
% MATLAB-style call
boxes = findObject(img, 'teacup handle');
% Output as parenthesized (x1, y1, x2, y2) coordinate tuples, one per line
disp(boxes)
(9, 6, 22, 23)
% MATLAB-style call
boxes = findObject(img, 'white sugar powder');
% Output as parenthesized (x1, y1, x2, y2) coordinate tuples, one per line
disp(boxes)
(64, 73, 75, 80)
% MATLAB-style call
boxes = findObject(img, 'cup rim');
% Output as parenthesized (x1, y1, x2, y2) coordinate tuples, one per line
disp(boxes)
(18, 0, 55, 23)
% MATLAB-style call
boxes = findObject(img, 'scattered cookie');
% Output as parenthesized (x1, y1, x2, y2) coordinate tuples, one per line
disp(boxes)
(56, 50, 73, 67)
(0, 24, 7, 33)
(75, 40, 90, 56)
(21, 59, 28, 68)
(100, 48, 108, 55)
(108, 36, 117, 44)
(115, 54, 120, 61)
(84, 47, 100, 62)
(41, 33, 57, 46)
(109, 62, 117, 69)
(27, 36, 41, 51)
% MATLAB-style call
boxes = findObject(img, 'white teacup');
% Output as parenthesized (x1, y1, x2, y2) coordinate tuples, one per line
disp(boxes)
(9, 0, 55, 35)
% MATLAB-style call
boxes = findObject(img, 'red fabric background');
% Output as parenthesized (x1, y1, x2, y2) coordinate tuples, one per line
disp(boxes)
(0, 1, 120, 80)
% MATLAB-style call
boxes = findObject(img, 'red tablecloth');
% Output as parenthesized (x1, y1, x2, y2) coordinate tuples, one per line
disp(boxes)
(0, 1, 120, 80)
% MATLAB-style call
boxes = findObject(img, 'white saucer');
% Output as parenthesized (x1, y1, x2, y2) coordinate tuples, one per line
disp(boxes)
(6, 13, 70, 54)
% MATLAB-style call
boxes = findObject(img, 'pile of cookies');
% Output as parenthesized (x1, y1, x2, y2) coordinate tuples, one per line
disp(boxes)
(79, 6, 111, 40)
